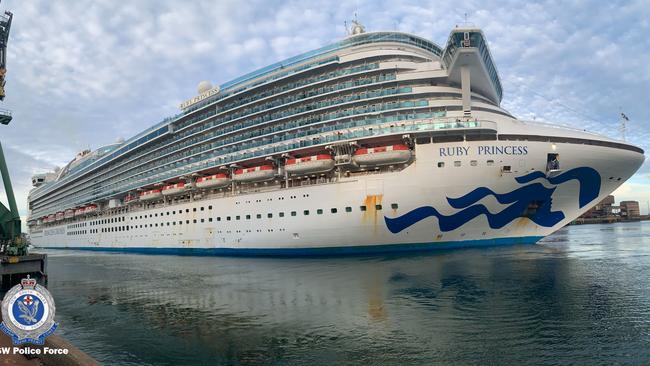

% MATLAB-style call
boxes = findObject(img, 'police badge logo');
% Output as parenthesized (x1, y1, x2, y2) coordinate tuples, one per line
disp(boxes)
(0, 276, 57, 345)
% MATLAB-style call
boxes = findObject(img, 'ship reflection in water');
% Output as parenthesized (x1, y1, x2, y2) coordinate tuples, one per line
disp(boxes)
(44, 221, 650, 365)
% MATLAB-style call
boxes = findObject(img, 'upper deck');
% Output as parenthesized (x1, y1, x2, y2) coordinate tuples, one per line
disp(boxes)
(27, 27, 532, 220)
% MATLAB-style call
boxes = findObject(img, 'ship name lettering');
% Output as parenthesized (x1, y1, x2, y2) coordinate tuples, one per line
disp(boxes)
(477, 145, 528, 155)
(439, 146, 470, 157)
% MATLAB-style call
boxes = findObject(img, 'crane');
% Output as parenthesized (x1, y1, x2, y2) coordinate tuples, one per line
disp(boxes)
(0, 3, 25, 256)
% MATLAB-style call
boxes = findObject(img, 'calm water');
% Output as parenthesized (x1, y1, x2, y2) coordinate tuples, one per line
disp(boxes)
(37, 221, 650, 365)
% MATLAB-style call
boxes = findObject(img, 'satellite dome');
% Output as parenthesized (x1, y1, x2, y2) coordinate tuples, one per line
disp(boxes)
(351, 20, 366, 35)
(197, 81, 212, 94)
(116, 137, 125, 144)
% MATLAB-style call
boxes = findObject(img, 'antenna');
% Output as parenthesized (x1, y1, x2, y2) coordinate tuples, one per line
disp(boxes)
(619, 110, 629, 141)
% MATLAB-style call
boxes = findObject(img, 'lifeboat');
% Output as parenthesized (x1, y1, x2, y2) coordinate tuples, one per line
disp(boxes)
(74, 207, 85, 217)
(139, 189, 162, 201)
(352, 144, 412, 166)
(84, 204, 98, 215)
(285, 154, 335, 175)
(64, 209, 74, 219)
(47, 214, 55, 223)
(162, 182, 187, 196)
(124, 194, 139, 204)
(233, 165, 276, 182)
(196, 174, 230, 189)
(55, 212, 64, 221)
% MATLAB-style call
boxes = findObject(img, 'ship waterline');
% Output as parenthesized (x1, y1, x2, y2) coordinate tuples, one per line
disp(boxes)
(27, 26, 645, 254)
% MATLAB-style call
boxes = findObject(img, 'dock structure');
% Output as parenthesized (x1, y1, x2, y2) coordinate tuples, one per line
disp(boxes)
(0, 253, 47, 289)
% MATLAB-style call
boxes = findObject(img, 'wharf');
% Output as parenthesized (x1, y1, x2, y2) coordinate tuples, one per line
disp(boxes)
(0, 312, 100, 366)
(0, 253, 47, 289)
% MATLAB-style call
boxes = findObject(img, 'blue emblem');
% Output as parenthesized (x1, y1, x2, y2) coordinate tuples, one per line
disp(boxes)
(384, 167, 601, 234)
(0, 276, 57, 345)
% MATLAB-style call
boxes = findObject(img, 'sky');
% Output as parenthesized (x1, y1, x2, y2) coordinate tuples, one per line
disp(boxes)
(0, 0, 648, 225)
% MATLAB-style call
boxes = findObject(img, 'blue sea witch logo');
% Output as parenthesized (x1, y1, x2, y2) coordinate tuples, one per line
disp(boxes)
(384, 167, 601, 234)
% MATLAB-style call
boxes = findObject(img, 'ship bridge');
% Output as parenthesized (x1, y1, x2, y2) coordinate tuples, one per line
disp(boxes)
(442, 28, 503, 113)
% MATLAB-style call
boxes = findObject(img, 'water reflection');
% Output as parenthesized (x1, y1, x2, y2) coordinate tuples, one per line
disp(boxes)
(39, 221, 650, 365)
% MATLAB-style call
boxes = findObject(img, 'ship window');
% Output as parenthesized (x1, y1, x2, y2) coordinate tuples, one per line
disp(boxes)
(166, 222, 169, 226)
(487, 160, 494, 166)
(201, 207, 205, 211)
(376, 204, 383, 210)
(172, 211, 176, 214)
(257, 214, 262, 219)
(391, 203, 398, 209)
(470, 160, 477, 166)
(186, 209, 189, 213)
(154, 213, 158, 217)
(246, 215, 251, 220)
(360, 206, 366, 211)
(209, 205, 213, 210)
(166, 212, 169, 216)
(191, 219, 196, 223)
(279, 212, 285, 217)
(193, 208, 197, 212)
(201, 219, 205, 223)
(416, 136, 431, 144)
(209, 218, 213, 222)
(454, 161, 461, 167)
(227, 216, 231, 221)
(173, 222, 176, 225)
(155, 224, 158, 227)
(268, 213, 273, 218)
(236, 215, 240, 220)
(179, 221, 182, 225)
(304, 210, 310, 215)
(291, 211, 297, 216)
(438, 162, 444, 168)
(345, 207, 352, 212)
(317, 209, 323, 215)
(217, 217, 221, 221)
(331, 208, 338, 213)
(186, 220, 190, 224)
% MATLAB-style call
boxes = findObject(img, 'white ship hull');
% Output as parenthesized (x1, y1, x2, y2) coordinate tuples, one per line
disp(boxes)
(29, 140, 644, 255)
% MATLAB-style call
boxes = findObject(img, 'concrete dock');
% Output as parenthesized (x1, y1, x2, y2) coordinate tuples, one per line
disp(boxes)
(0, 312, 100, 366)
(0, 253, 47, 289)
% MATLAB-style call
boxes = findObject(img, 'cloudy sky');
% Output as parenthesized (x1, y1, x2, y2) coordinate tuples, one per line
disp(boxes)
(0, 0, 648, 224)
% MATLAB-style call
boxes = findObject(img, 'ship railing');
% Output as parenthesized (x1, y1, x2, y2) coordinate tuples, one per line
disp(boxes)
(29, 116, 503, 217)
(518, 119, 606, 138)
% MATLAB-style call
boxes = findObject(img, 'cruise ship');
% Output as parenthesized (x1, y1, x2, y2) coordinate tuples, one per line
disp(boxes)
(27, 23, 645, 255)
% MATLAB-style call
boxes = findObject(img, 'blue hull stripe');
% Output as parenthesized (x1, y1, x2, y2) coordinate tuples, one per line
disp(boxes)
(39, 236, 543, 257)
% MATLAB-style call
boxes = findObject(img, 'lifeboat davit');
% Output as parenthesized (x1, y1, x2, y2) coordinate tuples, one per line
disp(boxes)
(84, 204, 98, 215)
(162, 182, 187, 196)
(64, 209, 74, 219)
(196, 174, 230, 189)
(233, 165, 276, 182)
(55, 212, 64, 221)
(353, 144, 412, 166)
(124, 194, 138, 204)
(285, 154, 334, 175)
(139, 189, 162, 201)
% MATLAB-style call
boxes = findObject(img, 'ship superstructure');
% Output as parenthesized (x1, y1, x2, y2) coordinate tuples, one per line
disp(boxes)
(27, 25, 645, 254)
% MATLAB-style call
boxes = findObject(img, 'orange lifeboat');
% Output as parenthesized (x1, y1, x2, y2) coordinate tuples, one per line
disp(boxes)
(196, 174, 230, 189)
(84, 204, 98, 215)
(124, 194, 138, 204)
(233, 165, 276, 182)
(353, 144, 412, 166)
(162, 182, 187, 196)
(285, 154, 334, 175)
(139, 189, 162, 201)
